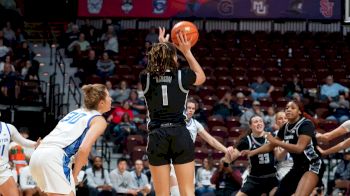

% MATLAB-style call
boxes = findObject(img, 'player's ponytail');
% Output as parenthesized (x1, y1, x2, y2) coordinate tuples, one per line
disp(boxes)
(81, 84, 107, 110)
(146, 42, 178, 76)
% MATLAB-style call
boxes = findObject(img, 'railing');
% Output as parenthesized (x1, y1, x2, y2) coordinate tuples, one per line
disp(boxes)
(67, 76, 82, 109)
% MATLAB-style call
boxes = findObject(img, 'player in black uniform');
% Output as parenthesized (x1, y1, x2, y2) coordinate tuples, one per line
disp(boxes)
(244, 100, 324, 196)
(139, 28, 206, 196)
(229, 115, 278, 196)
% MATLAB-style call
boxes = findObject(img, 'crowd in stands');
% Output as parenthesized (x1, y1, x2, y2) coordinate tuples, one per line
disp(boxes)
(0, 20, 41, 105)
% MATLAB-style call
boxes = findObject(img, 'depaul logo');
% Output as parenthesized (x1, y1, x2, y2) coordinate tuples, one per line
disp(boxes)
(320, 0, 334, 17)
(87, 0, 103, 14)
(153, 0, 167, 14)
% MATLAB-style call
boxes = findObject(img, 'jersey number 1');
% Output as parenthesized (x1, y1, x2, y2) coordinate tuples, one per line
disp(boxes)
(161, 85, 169, 106)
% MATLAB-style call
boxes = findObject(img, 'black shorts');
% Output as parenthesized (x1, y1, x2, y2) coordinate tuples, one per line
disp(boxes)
(275, 159, 325, 196)
(241, 175, 278, 196)
(147, 125, 194, 166)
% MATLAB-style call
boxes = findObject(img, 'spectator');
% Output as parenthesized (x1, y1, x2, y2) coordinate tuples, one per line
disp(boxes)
(213, 91, 233, 119)
(326, 94, 350, 124)
(19, 165, 46, 196)
(320, 75, 349, 101)
(15, 41, 34, 63)
(0, 55, 15, 72)
(239, 100, 264, 129)
(75, 49, 98, 85)
(80, 19, 95, 37)
(136, 82, 145, 100)
(114, 80, 131, 103)
(0, 39, 10, 61)
(130, 160, 152, 196)
(0, 62, 18, 98)
(126, 90, 146, 115)
(21, 60, 38, 80)
(264, 106, 276, 132)
(3, 21, 16, 45)
(86, 156, 114, 196)
(65, 24, 80, 50)
(108, 100, 134, 124)
(249, 76, 274, 101)
(284, 75, 304, 98)
(195, 158, 216, 196)
(110, 158, 138, 195)
(68, 33, 91, 54)
(96, 52, 115, 79)
(326, 150, 350, 195)
(141, 155, 152, 183)
(104, 32, 119, 57)
(15, 27, 27, 44)
(210, 158, 242, 196)
(106, 80, 118, 101)
(138, 41, 151, 67)
(145, 26, 158, 44)
(231, 92, 251, 117)
(111, 113, 138, 150)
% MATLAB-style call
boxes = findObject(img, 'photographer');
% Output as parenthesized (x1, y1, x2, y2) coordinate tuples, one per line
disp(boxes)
(210, 158, 242, 196)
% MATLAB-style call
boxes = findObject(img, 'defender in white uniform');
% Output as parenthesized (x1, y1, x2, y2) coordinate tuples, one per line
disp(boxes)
(170, 100, 232, 196)
(317, 120, 350, 155)
(0, 121, 38, 196)
(29, 84, 112, 196)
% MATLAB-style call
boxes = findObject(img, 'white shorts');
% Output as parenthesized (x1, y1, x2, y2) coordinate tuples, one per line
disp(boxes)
(29, 146, 75, 194)
(0, 165, 14, 185)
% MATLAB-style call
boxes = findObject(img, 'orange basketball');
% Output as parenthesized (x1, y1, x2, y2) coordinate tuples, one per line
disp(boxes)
(171, 21, 199, 47)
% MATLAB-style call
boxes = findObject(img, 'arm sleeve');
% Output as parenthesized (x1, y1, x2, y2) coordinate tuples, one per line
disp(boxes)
(341, 121, 350, 132)
(8, 124, 36, 148)
(236, 137, 249, 151)
(276, 125, 285, 140)
(181, 68, 196, 89)
(86, 169, 98, 188)
(297, 120, 315, 137)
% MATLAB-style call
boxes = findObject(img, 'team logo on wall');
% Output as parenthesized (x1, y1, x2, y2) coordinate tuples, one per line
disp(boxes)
(217, 0, 234, 16)
(121, 0, 133, 14)
(153, 0, 167, 14)
(320, 0, 334, 17)
(251, 0, 268, 16)
(87, 0, 103, 14)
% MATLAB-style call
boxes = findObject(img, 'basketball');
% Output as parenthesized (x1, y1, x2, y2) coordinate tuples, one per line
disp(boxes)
(171, 21, 199, 47)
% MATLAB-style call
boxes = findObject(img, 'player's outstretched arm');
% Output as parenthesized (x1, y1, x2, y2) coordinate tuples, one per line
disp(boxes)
(317, 123, 348, 143)
(318, 137, 350, 156)
(199, 130, 227, 153)
(73, 116, 107, 183)
(10, 124, 37, 148)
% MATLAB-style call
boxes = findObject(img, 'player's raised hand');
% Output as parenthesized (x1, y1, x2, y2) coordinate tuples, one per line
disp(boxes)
(158, 27, 169, 43)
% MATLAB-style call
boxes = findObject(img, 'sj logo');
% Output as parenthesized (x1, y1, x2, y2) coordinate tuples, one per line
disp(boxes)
(320, 0, 334, 17)
(251, 0, 268, 16)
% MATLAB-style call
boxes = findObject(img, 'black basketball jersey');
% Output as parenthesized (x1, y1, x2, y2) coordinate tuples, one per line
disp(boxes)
(237, 134, 276, 177)
(277, 117, 321, 167)
(140, 67, 196, 130)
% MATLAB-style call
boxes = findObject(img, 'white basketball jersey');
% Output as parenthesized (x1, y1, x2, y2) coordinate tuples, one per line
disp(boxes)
(0, 122, 11, 170)
(41, 108, 101, 158)
(186, 118, 204, 142)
